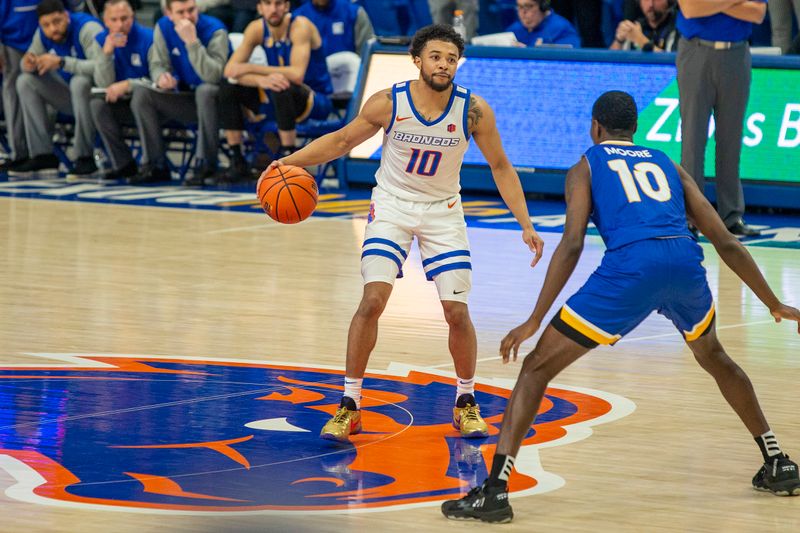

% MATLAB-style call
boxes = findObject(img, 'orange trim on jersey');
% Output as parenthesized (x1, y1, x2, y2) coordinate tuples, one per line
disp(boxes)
(684, 302, 715, 341)
(560, 304, 622, 345)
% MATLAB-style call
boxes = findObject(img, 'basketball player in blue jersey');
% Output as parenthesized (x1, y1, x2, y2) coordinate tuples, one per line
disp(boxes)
(441, 91, 800, 523)
(263, 24, 544, 442)
(217, 0, 334, 185)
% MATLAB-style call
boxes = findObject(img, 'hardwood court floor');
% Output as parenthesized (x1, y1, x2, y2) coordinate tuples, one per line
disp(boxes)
(0, 197, 798, 532)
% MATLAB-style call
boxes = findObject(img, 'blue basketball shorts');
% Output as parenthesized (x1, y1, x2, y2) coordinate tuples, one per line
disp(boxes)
(551, 237, 715, 347)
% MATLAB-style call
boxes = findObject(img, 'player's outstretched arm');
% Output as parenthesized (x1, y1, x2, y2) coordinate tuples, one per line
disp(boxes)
(677, 163, 800, 332)
(500, 158, 593, 361)
(470, 94, 544, 266)
(265, 89, 391, 173)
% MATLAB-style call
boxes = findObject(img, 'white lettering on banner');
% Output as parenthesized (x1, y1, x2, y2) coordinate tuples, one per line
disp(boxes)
(744, 113, 765, 147)
(777, 103, 800, 148)
(646, 97, 678, 142)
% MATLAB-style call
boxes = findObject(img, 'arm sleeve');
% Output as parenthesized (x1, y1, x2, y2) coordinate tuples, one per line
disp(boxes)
(186, 29, 229, 83)
(354, 8, 375, 55)
(150, 26, 172, 84)
(93, 44, 116, 87)
(63, 21, 104, 76)
(27, 30, 47, 55)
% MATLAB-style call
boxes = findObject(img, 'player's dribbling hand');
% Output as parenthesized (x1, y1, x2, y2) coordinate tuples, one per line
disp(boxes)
(523, 227, 544, 267)
(500, 318, 540, 363)
(770, 304, 800, 334)
(264, 159, 284, 175)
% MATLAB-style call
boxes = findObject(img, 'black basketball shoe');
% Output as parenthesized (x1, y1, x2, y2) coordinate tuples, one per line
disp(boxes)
(441, 481, 513, 523)
(752, 454, 800, 496)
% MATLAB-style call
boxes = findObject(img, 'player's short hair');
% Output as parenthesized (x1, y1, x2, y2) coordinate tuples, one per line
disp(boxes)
(409, 24, 465, 59)
(36, 0, 66, 18)
(592, 91, 638, 135)
(103, 0, 135, 12)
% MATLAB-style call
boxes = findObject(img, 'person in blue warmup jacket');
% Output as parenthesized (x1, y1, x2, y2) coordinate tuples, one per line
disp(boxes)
(129, 0, 229, 186)
(0, 0, 41, 173)
(13, 0, 103, 179)
(90, 0, 153, 181)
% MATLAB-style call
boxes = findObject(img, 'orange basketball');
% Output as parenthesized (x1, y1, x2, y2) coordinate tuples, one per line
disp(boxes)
(256, 165, 318, 224)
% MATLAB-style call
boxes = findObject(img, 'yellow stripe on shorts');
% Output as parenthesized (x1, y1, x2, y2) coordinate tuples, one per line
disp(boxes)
(684, 303, 716, 341)
(560, 304, 622, 345)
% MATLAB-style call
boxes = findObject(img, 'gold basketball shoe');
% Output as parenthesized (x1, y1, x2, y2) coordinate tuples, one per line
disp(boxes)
(453, 395, 489, 438)
(320, 399, 362, 442)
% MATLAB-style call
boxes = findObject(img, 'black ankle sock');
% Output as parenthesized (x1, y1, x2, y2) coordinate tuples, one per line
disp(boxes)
(488, 454, 514, 488)
(456, 393, 475, 408)
(340, 396, 358, 411)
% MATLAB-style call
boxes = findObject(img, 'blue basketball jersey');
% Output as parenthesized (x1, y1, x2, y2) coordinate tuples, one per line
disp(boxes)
(261, 16, 333, 96)
(584, 141, 692, 251)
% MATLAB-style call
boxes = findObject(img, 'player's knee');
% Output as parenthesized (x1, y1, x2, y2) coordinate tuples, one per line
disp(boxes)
(441, 301, 470, 327)
(519, 349, 554, 386)
(355, 293, 388, 320)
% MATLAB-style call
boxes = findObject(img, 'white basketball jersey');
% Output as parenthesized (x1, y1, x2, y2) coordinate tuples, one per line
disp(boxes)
(374, 81, 471, 202)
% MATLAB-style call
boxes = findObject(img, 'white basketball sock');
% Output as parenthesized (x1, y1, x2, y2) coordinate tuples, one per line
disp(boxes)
(456, 376, 475, 403)
(344, 377, 363, 409)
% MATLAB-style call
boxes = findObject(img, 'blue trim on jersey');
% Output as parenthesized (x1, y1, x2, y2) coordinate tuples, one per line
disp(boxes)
(425, 261, 472, 280)
(421, 249, 471, 267)
(363, 237, 408, 258)
(406, 82, 457, 127)
(361, 249, 404, 270)
(386, 83, 403, 134)
(460, 87, 471, 141)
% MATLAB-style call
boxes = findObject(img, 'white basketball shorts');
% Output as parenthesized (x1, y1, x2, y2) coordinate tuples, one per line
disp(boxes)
(361, 186, 472, 303)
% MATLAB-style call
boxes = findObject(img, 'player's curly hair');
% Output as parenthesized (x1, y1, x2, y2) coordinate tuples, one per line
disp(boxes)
(409, 24, 465, 59)
(592, 91, 638, 136)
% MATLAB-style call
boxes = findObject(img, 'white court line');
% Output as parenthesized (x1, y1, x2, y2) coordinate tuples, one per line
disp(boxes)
(425, 318, 776, 369)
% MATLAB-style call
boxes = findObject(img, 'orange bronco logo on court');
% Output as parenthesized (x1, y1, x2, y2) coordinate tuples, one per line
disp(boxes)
(0, 355, 633, 512)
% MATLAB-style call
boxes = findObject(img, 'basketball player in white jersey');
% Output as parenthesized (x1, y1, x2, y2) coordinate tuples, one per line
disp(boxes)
(263, 24, 544, 441)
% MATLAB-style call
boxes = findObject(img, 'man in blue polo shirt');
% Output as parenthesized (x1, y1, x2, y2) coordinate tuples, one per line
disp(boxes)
(90, 0, 153, 181)
(293, 0, 375, 57)
(677, 0, 766, 236)
(0, 0, 40, 173)
(507, 0, 581, 47)
(12, 0, 103, 179)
